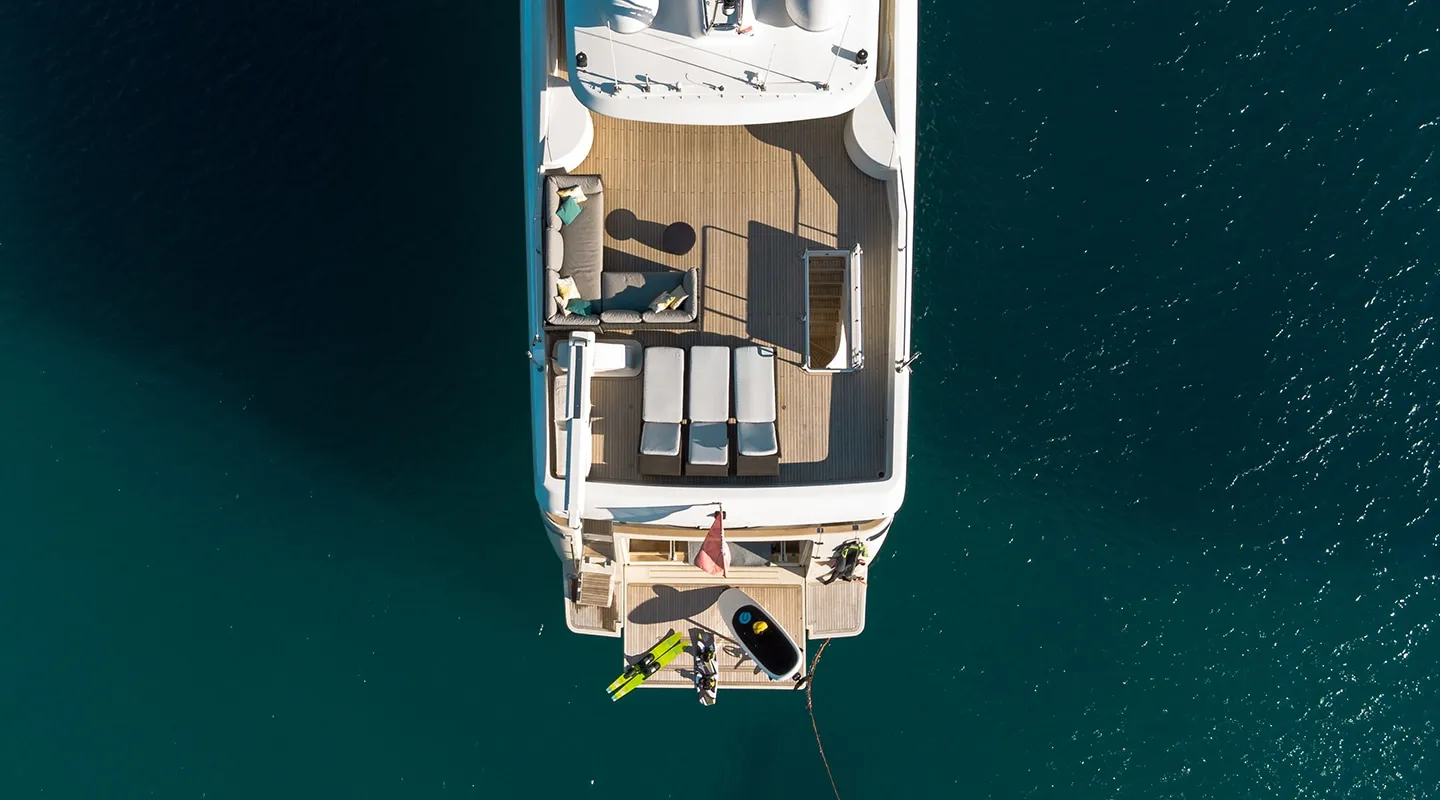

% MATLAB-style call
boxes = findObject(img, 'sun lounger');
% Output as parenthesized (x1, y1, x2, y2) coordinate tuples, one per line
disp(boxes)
(639, 347, 684, 476)
(733, 345, 780, 476)
(686, 346, 731, 476)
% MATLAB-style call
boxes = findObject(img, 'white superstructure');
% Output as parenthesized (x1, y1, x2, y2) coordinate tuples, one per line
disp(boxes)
(520, 0, 919, 691)
(567, 0, 880, 124)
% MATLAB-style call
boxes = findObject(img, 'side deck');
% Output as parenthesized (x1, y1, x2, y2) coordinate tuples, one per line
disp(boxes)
(549, 113, 896, 485)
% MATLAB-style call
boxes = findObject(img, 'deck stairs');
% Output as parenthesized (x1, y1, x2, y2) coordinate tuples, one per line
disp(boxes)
(807, 255, 847, 368)
(804, 246, 864, 372)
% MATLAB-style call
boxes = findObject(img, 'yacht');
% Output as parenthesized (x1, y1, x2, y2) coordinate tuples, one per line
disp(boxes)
(520, 0, 919, 692)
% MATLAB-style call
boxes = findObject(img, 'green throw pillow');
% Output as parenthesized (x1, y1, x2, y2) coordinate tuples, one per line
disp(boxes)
(556, 196, 582, 225)
(566, 298, 593, 316)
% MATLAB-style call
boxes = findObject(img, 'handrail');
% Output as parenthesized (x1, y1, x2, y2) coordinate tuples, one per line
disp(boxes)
(563, 335, 595, 544)
(896, 155, 910, 254)
(894, 156, 914, 368)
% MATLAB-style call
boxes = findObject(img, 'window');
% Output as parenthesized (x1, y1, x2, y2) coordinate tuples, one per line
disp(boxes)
(770, 541, 805, 566)
(628, 538, 686, 563)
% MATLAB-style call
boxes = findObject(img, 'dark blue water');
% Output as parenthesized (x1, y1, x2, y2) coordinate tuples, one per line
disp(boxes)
(1, 2, 1437, 798)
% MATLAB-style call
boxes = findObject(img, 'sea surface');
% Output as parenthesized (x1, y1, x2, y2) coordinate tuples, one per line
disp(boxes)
(1, 1, 1437, 798)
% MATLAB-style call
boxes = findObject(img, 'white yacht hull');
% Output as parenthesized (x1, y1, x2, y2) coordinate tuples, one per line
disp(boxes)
(520, 0, 920, 685)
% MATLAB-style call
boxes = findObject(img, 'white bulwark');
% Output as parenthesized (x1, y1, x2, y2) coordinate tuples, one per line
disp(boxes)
(520, 0, 920, 692)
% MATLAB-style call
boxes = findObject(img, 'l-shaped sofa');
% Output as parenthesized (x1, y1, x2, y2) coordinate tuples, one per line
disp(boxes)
(542, 174, 700, 328)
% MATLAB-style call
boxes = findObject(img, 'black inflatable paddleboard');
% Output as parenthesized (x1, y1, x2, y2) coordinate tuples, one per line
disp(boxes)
(718, 588, 802, 680)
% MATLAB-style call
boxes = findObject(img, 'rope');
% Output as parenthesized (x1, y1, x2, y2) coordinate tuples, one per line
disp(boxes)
(806, 638, 840, 800)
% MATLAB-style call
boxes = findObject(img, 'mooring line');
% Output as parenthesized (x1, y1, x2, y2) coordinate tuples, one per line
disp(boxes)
(806, 638, 840, 800)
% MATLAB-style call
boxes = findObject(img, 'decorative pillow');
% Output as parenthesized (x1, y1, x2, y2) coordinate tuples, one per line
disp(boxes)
(556, 196, 582, 225)
(566, 298, 593, 316)
(556, 277, 581, 303)
(665, 286, 690, 311)
(558, 186, 588, 205)
(649, 290, 676, 313)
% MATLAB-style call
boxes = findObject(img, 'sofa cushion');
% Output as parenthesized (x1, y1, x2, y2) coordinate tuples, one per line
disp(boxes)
(558, 211, 603, 300)
(546, 175, 604, 229)
(543, 228, 564, 270)
(560, 241, 602, 300)
(544, 269, 560, 320)
(600, 308, 644, 325)
(602, 271, 686, 311)
(544, 175, 604, 300)
(642, 307, 696, 324)
(550, 311, 602, 327)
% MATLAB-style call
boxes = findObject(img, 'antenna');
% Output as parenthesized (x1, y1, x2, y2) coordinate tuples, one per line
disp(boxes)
(822, 15, 853, 90)
(605, 21, 622, 93)
(759, 44, 775, 91)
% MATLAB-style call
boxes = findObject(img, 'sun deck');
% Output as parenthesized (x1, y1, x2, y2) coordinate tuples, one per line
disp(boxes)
(548, 112, 895, 486)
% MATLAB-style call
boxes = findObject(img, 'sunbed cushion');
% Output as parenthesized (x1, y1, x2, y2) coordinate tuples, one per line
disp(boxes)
(689, 422, 729, 465)
(733, 346, 777, 423)
(737, 421, 778, 457)
(688, 346, 730, 423)
(641, 422, 682, 457)
(642, 347, 684, 424)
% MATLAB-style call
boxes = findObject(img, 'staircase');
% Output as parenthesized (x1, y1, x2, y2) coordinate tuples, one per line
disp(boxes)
(807, 255, 847, 368)
(577, 569, 613, 607)
(576, 523, 615, 608)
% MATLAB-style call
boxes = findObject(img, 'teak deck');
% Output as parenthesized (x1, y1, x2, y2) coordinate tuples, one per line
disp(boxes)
(623, 582, 805, 689)
(805, 579, 867, 637)
(550, 113, 895, 485)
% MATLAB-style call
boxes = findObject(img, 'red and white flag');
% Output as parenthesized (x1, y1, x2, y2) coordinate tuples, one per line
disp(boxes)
(694, 511, 730, 577)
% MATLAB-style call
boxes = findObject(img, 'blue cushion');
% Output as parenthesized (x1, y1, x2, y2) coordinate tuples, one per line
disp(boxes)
(556, 196, 582, 226)
(566, 298, 593, 316)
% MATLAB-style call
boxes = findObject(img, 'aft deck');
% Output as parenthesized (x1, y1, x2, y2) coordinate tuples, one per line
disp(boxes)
(549, 112, 896, 485)
(622, 567, 806, 690)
